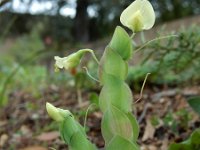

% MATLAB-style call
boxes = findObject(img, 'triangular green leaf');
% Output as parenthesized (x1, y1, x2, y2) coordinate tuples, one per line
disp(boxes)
(127, 112, 139, 141)
(59, 118, 79, 144)
(98, 46, 128, 83)
(190, 129, 200, 148)
(101, 105, 133, 144)
(109, 26, 133, 60)
(99, 74, 132, 113)
(187, 96, 200, 115)
(70, 131, 97, 150)
(101, 110, 114, 145)
(106, 135, 139, 150)
(168, 129, 200, 150)
(168, 143, 191, 150)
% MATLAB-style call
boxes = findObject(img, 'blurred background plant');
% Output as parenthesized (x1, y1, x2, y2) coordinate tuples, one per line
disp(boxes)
(127, 25, 200, 88)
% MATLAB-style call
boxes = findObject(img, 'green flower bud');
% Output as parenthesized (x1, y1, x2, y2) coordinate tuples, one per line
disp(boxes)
(54, 51, 84, 70)
(54, 49, 99, 71)
(46, 102, 71, 122)
(46, 103, 97, 150)
(120, 0, 155, 33)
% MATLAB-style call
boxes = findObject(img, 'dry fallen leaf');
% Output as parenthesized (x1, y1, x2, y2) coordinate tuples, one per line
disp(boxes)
(0, 120, 7, 127)
(93, 111, 103, 118)
(141, 145, 157, 150)
(20, 125, 32, 137)
(148, 145, 157, 150)
(142, 118, 155, 141)
(0, 134, 8, 147)
(36, 131, 59, 141)
(19, 146, 48, 150)
(161, 138, 169, 150)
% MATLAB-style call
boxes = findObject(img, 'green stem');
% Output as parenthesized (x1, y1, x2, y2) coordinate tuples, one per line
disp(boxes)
(83, 67, 100, 83)
(80, 49, 100, 64)
(130, 33, 136, 39)
(134, 34, 178, 53)
(77, 88, 82, 106)
(84, 103, 97, 131)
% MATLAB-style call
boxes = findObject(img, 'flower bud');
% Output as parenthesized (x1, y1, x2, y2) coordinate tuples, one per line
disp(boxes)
(46, 102, 71, 122)
(54, 50, 85, 71)
(120, 0, 155, 33)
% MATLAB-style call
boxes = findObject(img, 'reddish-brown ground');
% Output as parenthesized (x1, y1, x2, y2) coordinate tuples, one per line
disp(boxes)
(0, 84, 199, 150)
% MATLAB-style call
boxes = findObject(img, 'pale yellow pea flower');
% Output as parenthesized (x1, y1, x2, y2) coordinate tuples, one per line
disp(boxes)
(120, 0, 155, 33)
(54, 52, 83, 71)
(54, 49, 99, 71)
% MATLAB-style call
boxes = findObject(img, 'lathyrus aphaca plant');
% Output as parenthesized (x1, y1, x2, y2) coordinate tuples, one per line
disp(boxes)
(46, 0, 155, 149)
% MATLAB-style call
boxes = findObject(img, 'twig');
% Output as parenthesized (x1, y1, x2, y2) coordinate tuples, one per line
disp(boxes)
(134, 73, 151, 104)
(84, 103, 97, 131)
(138, 103, 151, 124)
(77, 88, 82, 106)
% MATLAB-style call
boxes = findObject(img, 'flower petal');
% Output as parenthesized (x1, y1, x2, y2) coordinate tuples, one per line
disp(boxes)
(120, 0, 155, 32)
(54, 56, 65, 69)
(46, 102, 64, 122)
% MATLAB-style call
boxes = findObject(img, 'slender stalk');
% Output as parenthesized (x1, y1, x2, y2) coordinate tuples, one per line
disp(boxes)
(83, 103, 97, 131)
(134, 34, 178, 53)
(131, 33, 136, 39)
(83, 67, 100, 83)
(80, 49, 100, 64)
(134, 73, 151, 104)
(77, 88, 82, 106)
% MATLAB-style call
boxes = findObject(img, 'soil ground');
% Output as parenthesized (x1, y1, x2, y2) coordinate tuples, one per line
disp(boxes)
(0, 84, 199, 150)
